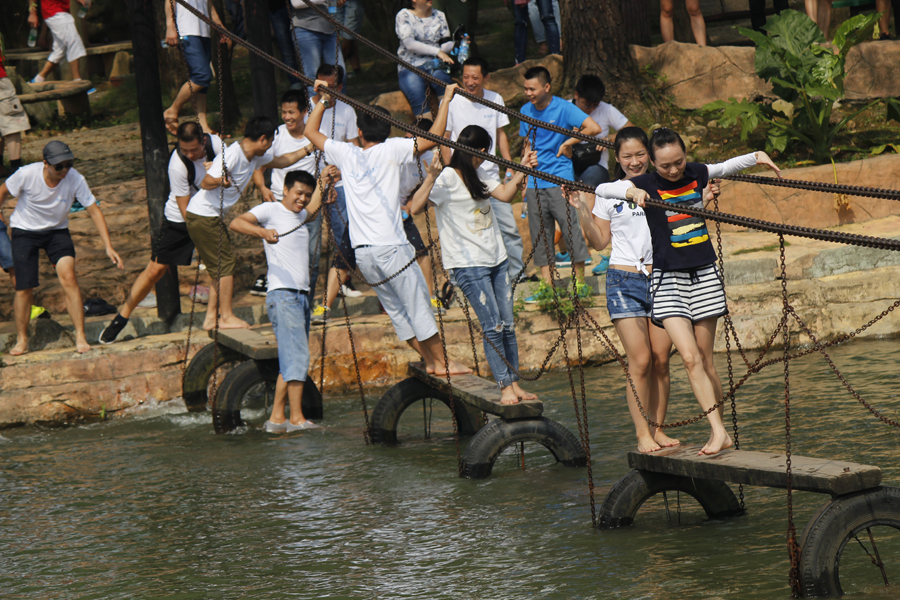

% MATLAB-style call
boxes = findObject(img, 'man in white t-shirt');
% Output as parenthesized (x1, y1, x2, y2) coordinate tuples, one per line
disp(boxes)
(230, 169, 323, 432)
(185, 116, 311, 332)
(0, 141, 123, 355)
(163, 0, 228, 135)
(99, 122, 223, 344)
(571, 74, 634, 189)
(304, 80, 470, 376)
(443, 56, 524, 280)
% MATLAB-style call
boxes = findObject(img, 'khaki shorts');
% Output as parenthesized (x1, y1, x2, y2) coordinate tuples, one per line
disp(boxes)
(0, 78, 30, 137)
(185, 212, 235, 279)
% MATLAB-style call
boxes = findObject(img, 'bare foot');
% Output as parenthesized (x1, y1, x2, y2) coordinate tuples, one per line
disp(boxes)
(638, 434, 662, 453)
(432, 359, 472, 376)
(9, 339, 28, 356)
(654, 430, 680, 448)
(500, 386, 520, 405)
(512, 382, 537, 401)
(699, 430, 733, 456)
(219, 315, 251, 330)
(75, 337, 91, 354)
(202, 316, 217, 331)
(163, 109, 179, 134)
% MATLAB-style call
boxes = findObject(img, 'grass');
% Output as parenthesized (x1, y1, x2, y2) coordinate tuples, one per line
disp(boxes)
(732, 241, 791, 256)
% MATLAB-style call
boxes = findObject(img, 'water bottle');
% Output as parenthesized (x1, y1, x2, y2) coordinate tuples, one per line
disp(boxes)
(520, 200, 528, 219)
(78, 0, 91, 18)
(431, 57, 442, 69)
(457, 34, 470, 65)
(328, 0, 337, 14)
(27, 28, 38, 48)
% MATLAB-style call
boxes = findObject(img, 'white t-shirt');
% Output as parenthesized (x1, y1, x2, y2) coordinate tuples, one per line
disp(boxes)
(6, 163, 96, 231)
(187, 142, 274, 218)
(269, 125, 316, 201)
(324, 137, 416, 248)
(306, 101, 359, 190)
(446, 89, 510, 180)
(593, 180, 653, 271)
(573, 100, 629, 167)
(165, 133, 223, 223)
(430, 167, 505, 270)
(398, 149, 433, 206)
(175, 0, 211, 38)
(249, 202, 310, 292)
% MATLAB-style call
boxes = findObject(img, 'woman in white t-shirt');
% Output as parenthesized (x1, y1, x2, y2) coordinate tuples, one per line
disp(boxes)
(409, 125, 538, 405)
(567, 127, 677, 453)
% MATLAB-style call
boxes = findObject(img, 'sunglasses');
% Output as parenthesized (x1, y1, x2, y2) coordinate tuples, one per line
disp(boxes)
(53, 161, 74, 172)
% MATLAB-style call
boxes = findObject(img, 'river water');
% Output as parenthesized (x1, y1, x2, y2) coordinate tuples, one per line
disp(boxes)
(2, 339, 900, 599)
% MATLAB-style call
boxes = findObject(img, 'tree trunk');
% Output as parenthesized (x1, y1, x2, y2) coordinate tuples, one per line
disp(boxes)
(210, 0, 242, 132)
(559, 0, 641, 101)
(156, 0, 184, 103)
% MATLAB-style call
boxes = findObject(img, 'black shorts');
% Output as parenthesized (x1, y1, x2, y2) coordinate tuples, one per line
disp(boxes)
(152, 218, 195, 266)
(11, 227, 76, 290)
(334, 227, 357, 271)
(403, 217, 428, 258)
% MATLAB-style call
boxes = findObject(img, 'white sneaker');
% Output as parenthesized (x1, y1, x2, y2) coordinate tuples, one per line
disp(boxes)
(340, 284, 363, 298)
(137, 293, 157, 309)
(264, 420, 287, 433)
(286, 420, 321, 431)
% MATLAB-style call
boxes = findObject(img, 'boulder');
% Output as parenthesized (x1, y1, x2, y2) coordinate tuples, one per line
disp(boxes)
(844, 41, 900, 100)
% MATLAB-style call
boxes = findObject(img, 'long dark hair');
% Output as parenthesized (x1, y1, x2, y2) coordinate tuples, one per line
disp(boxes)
(449, 125, 492, 200)
(648, 127, 686, 161)
(613, 126, 650, 181)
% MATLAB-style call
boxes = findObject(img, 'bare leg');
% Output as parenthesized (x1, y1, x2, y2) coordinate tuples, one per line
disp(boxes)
(287, 380, 307, 425)
(685, 0, 707, 46)
(614, 316, 661, 453)
(10, 288, 33, 355)
(163, 81, 196, 132)
(663, 317, 731, 455)
(512, 381, 537, 400)
(694, 316, 725, 431)
(648, 321, 678, 447)
(416, 253, 434, 297)
(119, 260, 169, 319)
(660, 0, 676, 42)
(413, 334, 472, 375)
(56, 256, 90, 353)
(877, 0, 892, 36)
(805, 0, 818, 22)
(573, 261, 585, 281)
(323, 267, 342, 309)
(195, 92, 211, 133)
(203, 275, 250, 330)
(817, 0, 832, 37)
(270, 374, 288, 424)
(4, 133, 21, 162)
(36, 60, 57, 81)
(69, 59, 81, 81)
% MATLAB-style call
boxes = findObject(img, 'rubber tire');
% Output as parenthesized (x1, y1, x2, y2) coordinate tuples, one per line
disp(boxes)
(370, 377, 482, 445)
(182, 342, 244, 412)
(598, 469, 745, 529)
(460, 417, 587, 479)
(798, 486, 900, 598)
(213, 360, 323, 433)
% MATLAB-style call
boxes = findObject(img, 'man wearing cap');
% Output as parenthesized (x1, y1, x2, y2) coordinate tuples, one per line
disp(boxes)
(0, 141, 124, 355)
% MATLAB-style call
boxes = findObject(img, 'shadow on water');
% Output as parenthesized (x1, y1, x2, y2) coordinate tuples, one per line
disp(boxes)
(2, 339, 900, 599)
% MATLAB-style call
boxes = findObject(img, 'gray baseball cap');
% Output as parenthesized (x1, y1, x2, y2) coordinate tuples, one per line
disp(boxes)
(42, 141, 75, 165)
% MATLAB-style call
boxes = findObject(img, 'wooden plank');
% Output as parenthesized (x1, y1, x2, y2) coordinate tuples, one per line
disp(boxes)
(408, 362, 543, 419)
(208, 325, 278, 360)
(628, 445, 881, 496)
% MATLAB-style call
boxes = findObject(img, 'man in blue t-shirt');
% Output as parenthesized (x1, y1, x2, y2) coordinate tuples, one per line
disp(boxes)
(518, 66, 601, 291)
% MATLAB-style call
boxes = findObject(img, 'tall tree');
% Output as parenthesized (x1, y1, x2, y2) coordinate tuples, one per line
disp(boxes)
(559, 0, 642, 101)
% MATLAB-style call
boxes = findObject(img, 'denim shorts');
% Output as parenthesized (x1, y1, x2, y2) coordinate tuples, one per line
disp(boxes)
(606, 268, 652, 320)
(0, 219, 13, 271)
(181, 35, 212, 90)
(266, 288, 311, 383)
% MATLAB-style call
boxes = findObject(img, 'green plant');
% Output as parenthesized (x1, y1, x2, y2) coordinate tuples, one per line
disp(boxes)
(532, 279, 594, 319)
(704, 10, 900, 164)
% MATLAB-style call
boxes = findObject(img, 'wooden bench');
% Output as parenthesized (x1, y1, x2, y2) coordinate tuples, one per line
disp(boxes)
(208, 325, 278, 361)
(18, 79, 94, 117)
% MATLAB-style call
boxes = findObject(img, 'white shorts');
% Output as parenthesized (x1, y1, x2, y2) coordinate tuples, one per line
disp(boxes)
(650, 263, 728, 326)
(46, 13, 87, 65)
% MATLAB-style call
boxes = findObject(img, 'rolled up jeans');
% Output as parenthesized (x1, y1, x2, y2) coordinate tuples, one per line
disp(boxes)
(292, 26, 346, 97)
(451, 260, 519, 389)
(398, 65, 452, 116)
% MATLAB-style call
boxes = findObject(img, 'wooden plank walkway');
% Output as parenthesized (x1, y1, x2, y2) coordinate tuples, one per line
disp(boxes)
(209, 325, 278, 361)
(628, 445, 881, 496)
(408, 362, 543, 420)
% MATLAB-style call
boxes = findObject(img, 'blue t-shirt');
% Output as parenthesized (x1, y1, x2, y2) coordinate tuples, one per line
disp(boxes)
(518, 96, 588, 189)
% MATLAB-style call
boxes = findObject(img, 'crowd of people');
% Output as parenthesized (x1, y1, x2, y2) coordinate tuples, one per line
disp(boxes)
(0, 0, 875, 449)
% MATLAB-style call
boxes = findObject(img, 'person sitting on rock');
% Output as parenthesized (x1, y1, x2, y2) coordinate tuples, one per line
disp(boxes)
(304, 79, 470, 376)
(29, 0, 88, 83)
(0, 141, 124, 355)
(230, 169, 323, 432)
(99, 122, 223, 344)
(185, 116, 310, 331)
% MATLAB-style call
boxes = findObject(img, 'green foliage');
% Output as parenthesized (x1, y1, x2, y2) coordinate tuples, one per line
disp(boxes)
(703, 10, 886, 164)
(533, 279, 594, 320)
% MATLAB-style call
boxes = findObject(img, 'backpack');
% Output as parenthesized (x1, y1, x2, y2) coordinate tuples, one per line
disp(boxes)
(172, 133, 216, 192)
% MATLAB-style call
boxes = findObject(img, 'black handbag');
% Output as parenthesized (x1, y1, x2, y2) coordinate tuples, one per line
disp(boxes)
(571, 143, 603, 173)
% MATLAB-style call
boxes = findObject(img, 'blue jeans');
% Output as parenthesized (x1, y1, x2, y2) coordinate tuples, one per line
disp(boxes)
(397, 66, 452, 116)
(306, 209, 322, 297)
(0, 219, 13, 271)
(575, 164, 609, 189)
(527, 0, 561, 44)
(452, 260, 520, 389)
(270, 7, 300, 86)
(514, 0, 559, 64)
(266, 289, 311, 382)
(292, 27, 346, 96)
(490, 199, 524, 280)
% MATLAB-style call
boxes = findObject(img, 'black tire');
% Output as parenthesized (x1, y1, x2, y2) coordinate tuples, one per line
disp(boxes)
(798, 486, 900, 598)
(460, 417, 586, 479)
(212, 360, 323, 433)
(182, 342, 244, 412)
(598, 469, 744, 529)
(370, 377, 482, 445)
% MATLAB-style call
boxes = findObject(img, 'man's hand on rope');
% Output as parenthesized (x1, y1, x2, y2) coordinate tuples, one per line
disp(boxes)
(314, 79, 333, 103)
(261, 228, 279, 244)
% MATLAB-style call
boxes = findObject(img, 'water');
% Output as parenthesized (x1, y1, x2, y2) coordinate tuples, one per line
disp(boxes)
(3, 339, 900, 599)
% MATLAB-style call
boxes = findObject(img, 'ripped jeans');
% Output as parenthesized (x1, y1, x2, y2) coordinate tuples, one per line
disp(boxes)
(451, 260, 519, 389)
